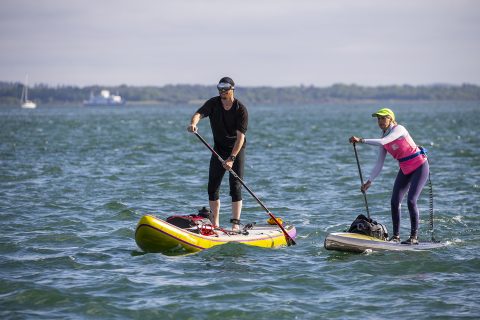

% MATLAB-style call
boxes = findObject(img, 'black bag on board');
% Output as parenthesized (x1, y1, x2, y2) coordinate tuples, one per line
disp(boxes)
(166, 207, 212, 229)
(348, 214, 389, 240)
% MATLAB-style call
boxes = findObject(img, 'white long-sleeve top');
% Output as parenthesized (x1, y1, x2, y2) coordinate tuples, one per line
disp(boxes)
(363, 124, 409, 182)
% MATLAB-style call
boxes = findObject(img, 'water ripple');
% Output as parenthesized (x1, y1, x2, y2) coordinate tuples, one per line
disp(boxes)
(1, 102, 479, 319)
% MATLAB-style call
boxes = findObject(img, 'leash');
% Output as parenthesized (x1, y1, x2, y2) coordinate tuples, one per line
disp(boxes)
(427, 157, 436, 242)
(419, 146, 436, 242)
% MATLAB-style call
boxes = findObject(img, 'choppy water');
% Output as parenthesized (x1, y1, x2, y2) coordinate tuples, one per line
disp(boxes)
(1, 101, 479, 319)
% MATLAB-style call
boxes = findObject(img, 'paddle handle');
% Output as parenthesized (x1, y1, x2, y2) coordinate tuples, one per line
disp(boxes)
(353, 143, 371, 219)
(193, 131, 296, 246)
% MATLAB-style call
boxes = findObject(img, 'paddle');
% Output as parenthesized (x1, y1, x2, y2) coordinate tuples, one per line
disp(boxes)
(193, 131, 296, 246)
(353, 143, 371, 219)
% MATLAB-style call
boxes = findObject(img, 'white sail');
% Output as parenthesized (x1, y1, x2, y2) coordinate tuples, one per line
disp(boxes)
(21, 75, 37, 109)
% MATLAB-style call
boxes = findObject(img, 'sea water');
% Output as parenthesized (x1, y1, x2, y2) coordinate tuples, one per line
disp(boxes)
(1, 101, 479, 319)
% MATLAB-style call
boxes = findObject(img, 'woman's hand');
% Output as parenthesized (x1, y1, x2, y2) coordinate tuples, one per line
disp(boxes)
(349, 136, 365, 144)
(361, 180, 372, 193)
(349, 136, 362, 144)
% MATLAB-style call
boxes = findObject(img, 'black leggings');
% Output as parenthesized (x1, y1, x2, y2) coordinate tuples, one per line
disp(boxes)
(208, 148, 245, 202)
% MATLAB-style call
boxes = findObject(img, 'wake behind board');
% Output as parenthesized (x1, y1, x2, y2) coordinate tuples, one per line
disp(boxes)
(324, 232, 446, 253)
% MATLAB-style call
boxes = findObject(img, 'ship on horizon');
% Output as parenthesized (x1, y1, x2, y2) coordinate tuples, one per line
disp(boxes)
(83, 90, 125, 106)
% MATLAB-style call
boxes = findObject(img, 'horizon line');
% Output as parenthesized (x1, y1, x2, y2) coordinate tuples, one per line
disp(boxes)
(2, 80, 479, 89)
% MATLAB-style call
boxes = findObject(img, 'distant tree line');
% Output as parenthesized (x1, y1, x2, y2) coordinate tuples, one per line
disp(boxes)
(1, 81, 480, 106)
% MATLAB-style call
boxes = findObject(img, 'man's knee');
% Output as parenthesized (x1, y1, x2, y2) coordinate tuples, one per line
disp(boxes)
(230, 184, 242, 202)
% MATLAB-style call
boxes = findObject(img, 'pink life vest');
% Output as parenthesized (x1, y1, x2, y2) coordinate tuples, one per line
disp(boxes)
(383, 127, 427, 175)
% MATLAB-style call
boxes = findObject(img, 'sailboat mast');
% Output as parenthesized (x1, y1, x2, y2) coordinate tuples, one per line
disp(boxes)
(21, 84, 26, 102)
(24, 74, 29, 101)
(20, 74, 36, 108)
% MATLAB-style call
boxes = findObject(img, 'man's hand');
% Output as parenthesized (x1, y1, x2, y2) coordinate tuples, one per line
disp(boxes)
(223, 158, 234, 170)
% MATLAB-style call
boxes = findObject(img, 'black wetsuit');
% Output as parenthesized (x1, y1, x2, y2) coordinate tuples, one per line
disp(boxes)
(196, 96, 248, 201)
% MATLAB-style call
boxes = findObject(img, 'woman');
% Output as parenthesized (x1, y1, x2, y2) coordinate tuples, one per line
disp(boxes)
(349, 108, 429, 244)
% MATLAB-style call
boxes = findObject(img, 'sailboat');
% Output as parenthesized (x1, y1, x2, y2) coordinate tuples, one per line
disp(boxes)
(21, 75, 37, 109)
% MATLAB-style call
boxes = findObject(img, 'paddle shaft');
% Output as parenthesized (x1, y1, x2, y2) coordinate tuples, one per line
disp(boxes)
(353, 143, 371, 219)
(193, 131, 296, 246)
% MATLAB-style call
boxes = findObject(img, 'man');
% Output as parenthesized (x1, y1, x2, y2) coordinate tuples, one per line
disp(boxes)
(187, 77, 248, 231)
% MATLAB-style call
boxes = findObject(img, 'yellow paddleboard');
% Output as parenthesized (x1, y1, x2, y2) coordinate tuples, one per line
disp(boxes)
(135, 215, 297, 254)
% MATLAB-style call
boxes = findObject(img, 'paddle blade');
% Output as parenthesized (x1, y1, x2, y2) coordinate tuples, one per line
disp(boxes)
(267, 213, 296, 246)
(287, 236, 297, 246)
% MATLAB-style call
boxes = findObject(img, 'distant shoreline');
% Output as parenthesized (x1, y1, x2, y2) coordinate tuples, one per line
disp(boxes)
(1, 82, 479, 106)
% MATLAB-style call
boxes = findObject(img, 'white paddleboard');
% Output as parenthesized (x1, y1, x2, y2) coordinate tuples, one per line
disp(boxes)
(324, 232, 447, 253)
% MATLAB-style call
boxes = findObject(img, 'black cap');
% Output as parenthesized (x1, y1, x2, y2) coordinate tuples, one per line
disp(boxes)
(218, 77, 235, 86)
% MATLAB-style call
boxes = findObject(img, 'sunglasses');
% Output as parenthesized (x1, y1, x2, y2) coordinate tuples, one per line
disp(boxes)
(217, 82, 233, 92)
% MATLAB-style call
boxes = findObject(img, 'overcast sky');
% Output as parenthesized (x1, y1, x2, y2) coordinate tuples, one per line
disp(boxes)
(1, 0, 479, 87)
